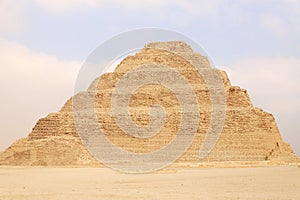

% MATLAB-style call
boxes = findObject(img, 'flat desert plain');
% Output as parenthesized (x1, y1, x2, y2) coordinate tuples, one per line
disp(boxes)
(0, 166, 299, 200)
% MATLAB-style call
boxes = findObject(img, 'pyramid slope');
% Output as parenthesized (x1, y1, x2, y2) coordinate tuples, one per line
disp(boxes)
(0, 41, 298, 167)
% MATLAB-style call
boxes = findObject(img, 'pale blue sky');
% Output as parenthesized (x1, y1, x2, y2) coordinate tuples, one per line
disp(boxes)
(7, 0, 300, 62)
(0, 0, 299, 155)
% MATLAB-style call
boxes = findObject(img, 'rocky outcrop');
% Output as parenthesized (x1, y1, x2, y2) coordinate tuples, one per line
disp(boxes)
(0, 41, 298, 167)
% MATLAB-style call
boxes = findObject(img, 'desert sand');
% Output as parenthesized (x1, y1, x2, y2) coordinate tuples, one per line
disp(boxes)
(0, 166, 299, 200)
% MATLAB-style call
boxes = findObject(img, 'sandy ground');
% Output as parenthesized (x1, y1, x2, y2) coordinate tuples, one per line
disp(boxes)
(0, 166, 299, 200)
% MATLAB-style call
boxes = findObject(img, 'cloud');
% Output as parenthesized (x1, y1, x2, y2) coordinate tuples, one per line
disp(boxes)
(31, 0, 249, 28)
(33, 0, 169, 11)
(0, 0, 26, 35)
(3, 0, 298, 40)
(224, 57, 300, 105)
(33, 0, 101, 12)
(172, 0, 222, 16)
(32, 0, 223, 16)
(0, 38, 81, 151)
(221, 57, 300, 155)
(261, 14, 287, 39)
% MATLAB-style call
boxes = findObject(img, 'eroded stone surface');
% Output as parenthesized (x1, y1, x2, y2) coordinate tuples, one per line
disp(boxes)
(0, 41, 298, 167)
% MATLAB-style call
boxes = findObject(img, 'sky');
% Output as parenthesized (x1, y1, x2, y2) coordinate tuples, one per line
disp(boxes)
(0, 0, 299, 155)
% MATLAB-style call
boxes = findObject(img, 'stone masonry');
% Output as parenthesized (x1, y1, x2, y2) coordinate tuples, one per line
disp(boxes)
(0, 41, 298, 167)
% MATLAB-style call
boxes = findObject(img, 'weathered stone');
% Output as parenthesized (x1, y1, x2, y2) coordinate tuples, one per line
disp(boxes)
(0, 41, 298, 167)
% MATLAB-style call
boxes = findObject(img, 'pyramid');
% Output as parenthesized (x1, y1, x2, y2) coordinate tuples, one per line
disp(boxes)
(0, 41, 298, 168)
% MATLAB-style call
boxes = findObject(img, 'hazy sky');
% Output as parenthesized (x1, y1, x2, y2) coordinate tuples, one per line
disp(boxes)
(0, 0, 299, 155)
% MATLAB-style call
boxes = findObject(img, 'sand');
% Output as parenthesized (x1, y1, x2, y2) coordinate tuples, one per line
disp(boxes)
(0, 166, 299, 200)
